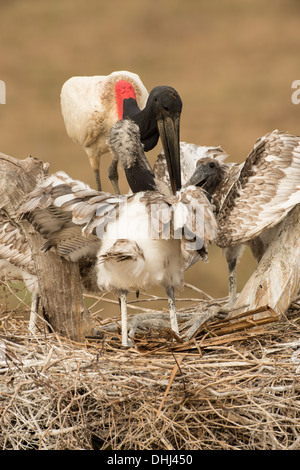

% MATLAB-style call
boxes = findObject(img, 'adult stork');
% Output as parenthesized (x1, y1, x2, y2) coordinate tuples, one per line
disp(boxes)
(121, 85, 183, 195)
(61, 71, 183, 196)
(184, 130, 300, 305)
(21, 119, 217, 347)
(60, 71, 149, 192)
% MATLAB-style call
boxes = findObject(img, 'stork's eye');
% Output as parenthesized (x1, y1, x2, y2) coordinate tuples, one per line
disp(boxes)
(209, 162, 216, 168)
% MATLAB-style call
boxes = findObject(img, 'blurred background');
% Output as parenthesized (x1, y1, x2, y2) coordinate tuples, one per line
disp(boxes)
(1, 0, 300, 318)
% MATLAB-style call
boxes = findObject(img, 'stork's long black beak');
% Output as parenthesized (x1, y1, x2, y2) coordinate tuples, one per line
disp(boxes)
(157, 113, 181, 194)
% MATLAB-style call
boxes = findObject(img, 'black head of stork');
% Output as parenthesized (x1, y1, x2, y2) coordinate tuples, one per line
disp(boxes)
(184, 157, 226, 197)
(122, 86, 182, 194)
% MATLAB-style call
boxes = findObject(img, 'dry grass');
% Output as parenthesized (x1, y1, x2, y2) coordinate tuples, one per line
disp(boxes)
(1, 282, 300, 450)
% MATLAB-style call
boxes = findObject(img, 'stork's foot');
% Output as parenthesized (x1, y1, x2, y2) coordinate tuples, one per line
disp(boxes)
(121, 336, 135, 348)
(181, 304, 231, 341)
(128, 313, 170, 339)
(215, 306, 231, 320)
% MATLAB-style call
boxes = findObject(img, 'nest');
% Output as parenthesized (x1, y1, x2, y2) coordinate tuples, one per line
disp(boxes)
(1, 283, 300, 450)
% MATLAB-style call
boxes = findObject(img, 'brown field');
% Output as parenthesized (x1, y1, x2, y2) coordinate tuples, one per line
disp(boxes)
(1, 0, 300, 316)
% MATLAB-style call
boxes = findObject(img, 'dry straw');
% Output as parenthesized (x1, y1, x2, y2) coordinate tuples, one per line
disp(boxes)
(0, 281, 300, 450)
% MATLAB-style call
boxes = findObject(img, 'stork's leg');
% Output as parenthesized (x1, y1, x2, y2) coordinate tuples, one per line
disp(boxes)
(88, 155, 102, 191)
(108, 157, 120, 194)
(29, 294, 40, 333)
(228, 259, 237, 307)
(165, 285, 179, 335)
(119, 290, 133, 347)
(94, 169, 102, 192)
(223, 246, 244, 307)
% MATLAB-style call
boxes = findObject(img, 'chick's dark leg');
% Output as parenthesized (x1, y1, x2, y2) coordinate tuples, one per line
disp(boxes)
(108, 157, 120, 194)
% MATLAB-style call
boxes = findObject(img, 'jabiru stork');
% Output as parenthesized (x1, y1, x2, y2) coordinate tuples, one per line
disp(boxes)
(60, 71, 148, 192)
(61, 71, 183, 197)
(21, 119, 217, 347)
(183, 130, 300, 305)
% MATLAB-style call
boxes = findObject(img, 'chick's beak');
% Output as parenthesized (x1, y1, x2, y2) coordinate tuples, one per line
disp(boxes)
(184, 166, 204, 187)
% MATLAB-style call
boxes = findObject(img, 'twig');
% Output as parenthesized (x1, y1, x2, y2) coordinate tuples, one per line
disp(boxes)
(84, 293, 157, 313)
(156, 354, 186, 419)
(183, 283, 213, 300)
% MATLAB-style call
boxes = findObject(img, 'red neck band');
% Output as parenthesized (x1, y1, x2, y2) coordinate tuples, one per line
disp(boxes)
(115, 80, 137, 120)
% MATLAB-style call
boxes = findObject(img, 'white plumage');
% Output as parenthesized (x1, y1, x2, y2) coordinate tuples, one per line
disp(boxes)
(21, 121, 217, 347)
(22, 170, 216, 347)
(60, 71, 149, 191)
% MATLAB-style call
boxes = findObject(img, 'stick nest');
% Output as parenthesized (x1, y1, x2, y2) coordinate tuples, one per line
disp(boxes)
(1, 288, 300, 450)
